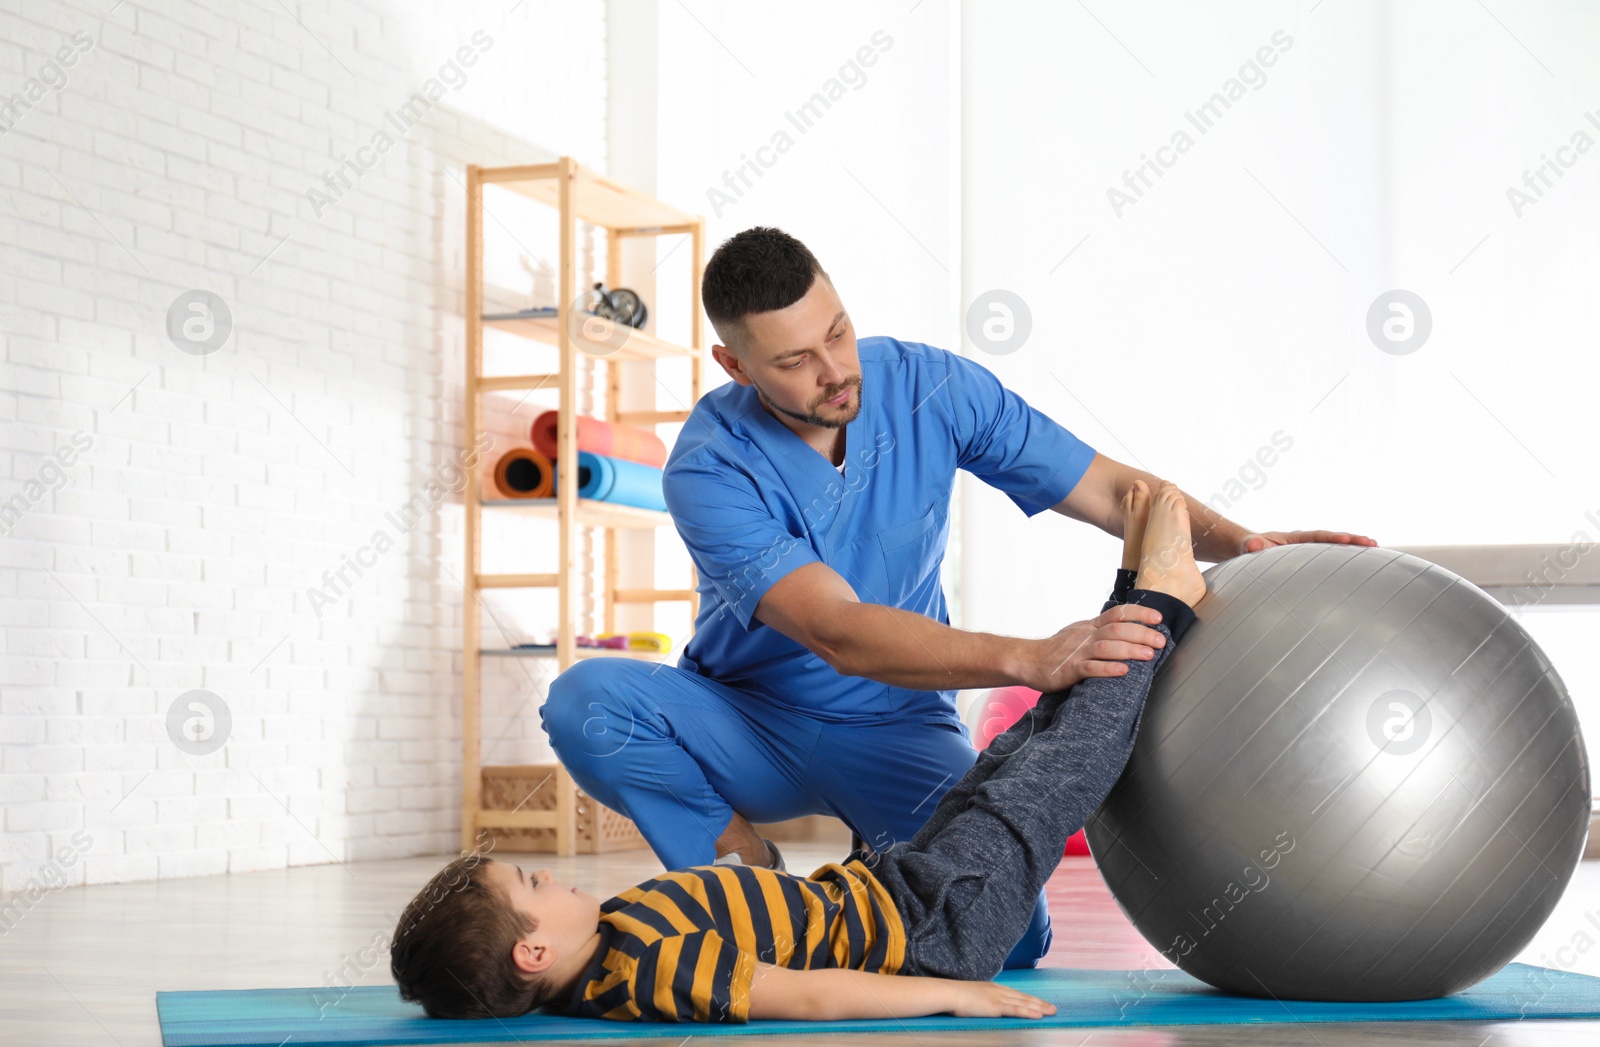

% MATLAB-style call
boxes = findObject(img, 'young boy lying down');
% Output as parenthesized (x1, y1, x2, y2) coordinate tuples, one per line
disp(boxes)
(389, 480, 1204, 1023)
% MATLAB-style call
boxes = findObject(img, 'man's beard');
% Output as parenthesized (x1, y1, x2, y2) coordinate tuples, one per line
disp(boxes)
(753, 374, 862, 430)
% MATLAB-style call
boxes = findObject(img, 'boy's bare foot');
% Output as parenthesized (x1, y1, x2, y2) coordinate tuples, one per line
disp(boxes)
(1121, 480, 1150, 572)
(1134, 482, 1207, 608)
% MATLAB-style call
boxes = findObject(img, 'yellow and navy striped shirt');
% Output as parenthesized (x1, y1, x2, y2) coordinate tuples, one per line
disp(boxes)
(563, 859, 906, 1023)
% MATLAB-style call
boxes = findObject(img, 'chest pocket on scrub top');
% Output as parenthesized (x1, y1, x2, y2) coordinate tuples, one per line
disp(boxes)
(876, 504, 947, 607)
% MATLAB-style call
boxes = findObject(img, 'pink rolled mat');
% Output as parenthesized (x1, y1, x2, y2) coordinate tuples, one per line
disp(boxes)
(531, 410, 667, 469)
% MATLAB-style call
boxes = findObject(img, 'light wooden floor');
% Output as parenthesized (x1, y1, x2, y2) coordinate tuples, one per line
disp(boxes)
(3, 844, 1599, 1045)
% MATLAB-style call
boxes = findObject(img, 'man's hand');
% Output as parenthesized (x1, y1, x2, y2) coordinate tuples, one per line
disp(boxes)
(947, 980, 1058, 1019)
(1239, 529, 1378, 556)
(1014, 604, 1167, 694)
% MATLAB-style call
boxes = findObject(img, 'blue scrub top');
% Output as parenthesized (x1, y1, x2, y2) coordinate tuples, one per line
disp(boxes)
(661, 336, 1098, 726)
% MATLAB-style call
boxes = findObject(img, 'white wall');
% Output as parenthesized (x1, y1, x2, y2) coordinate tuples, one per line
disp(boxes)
(959, 0, 1600, 637)
(4, 0, 1595, 895)
(652, 0, 961, 349)
(0, 0, 964, 894)
(644, 0, 967, 622)
(958, 0, 1600, 799)
(0, 0, 607, 891)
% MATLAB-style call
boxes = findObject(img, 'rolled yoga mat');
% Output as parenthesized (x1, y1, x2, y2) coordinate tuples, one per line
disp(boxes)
(558, 451, 667, 512)
(531, 410, 667, 469)
(490, 448, 555, 498)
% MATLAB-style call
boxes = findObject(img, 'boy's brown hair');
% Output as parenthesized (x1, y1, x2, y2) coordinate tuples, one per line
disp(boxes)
(388, 855, 560, 1018)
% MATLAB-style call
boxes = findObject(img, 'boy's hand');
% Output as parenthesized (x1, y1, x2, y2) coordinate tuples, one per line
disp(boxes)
(947, 980, 1057, 1019)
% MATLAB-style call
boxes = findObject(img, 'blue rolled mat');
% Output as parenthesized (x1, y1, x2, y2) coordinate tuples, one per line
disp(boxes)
(154, 963, 1600, 1046)
(552, 451, 666, 512)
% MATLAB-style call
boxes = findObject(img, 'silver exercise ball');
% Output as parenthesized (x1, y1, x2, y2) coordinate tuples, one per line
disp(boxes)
(1085, 543, 1590, 1001)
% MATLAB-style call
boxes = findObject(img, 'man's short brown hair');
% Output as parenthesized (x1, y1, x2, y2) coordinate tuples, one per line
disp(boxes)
(702, 226, 828, 355)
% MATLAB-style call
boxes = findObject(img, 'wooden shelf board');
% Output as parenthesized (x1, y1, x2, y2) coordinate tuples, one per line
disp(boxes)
(475, 809, 558, 829)
(483, 311, 697, 363)
(481, 496, 670, 529)
(481, 646, 675, 663)
(482, 764, 556, 776)
(616, 409, 692, 426)
(480, 163, 694, 230)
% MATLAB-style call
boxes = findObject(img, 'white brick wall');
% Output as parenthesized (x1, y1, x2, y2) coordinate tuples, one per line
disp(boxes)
(0, 0, 608, 890)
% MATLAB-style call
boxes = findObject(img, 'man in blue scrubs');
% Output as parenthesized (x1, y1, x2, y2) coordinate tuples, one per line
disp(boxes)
(542, 227, 1376, 969)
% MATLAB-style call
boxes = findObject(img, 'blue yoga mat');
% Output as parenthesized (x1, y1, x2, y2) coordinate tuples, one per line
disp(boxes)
(155, 963, 1600, 1046)
(553, 451, 666, 512)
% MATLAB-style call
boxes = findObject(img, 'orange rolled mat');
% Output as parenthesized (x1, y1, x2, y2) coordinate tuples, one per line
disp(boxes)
(531, 410, 667, 469)
(491, 447, 555, 498)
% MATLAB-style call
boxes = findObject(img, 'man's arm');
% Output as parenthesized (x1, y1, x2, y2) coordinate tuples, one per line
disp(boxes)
(746, 963, 1055, 1021)
(755, 561, 1166, 694)
(1050, 452, 1376, 561)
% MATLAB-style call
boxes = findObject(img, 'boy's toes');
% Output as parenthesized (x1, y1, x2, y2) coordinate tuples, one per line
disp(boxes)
(1121, 480, 1152, 570)
(1122, 480, 1147, 515)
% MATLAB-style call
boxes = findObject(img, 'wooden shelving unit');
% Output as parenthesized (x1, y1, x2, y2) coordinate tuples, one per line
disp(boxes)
(462, 157, 705, 855)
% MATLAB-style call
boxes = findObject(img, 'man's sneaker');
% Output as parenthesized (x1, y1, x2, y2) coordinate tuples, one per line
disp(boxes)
(713, 838, 786, 872)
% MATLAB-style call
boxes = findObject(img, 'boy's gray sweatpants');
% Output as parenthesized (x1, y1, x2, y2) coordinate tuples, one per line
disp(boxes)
(866, 572, 1196, 981)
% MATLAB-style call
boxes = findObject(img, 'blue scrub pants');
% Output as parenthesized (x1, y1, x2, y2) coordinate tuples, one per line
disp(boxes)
(538, 569, 1144, 970)
(541, 662, 1054, 968)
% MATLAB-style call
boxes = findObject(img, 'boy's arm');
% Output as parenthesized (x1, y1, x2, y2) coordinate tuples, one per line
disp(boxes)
(745, 963, 1056, 1021)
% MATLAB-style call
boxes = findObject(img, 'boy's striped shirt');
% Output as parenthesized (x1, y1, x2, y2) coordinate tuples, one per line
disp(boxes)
(564, 859, 905, 1023)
